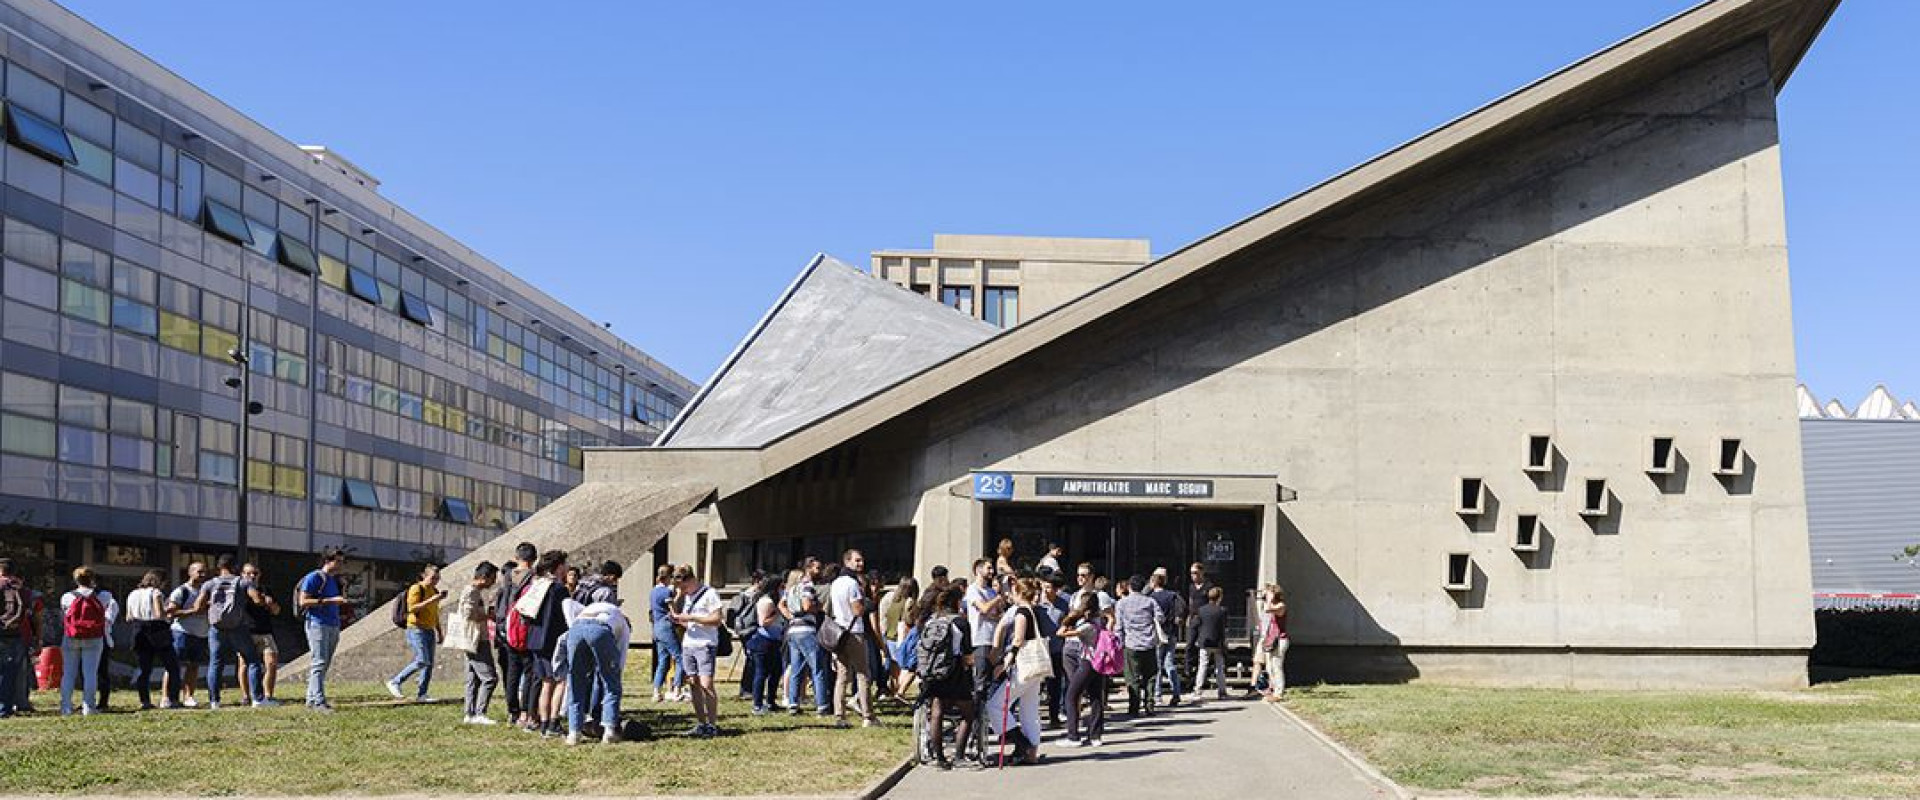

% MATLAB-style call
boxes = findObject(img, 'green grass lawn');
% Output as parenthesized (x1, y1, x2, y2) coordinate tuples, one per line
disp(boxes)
(1286, 674, 1920, 798)
(0, 663, 911, 796)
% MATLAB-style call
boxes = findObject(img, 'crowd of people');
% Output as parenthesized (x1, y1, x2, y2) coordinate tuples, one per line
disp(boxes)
(0, 539, 1296, 766)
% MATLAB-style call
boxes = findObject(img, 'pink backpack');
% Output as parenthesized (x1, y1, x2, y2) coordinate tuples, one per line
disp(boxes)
(1089, 627, 1123, 677)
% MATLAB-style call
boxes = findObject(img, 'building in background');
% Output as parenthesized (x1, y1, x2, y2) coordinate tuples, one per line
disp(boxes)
(869, 234, 1149, 328)
(1799, 384, 1920, 606)
(0, 0, 694, 617)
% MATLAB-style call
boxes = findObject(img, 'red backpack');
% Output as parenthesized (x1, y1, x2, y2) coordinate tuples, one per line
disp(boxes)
(504, 581, 534, 651)
(64, 592, 107, 640)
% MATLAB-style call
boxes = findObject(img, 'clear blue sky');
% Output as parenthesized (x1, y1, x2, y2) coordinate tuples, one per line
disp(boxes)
(58, 1, 1916, 406)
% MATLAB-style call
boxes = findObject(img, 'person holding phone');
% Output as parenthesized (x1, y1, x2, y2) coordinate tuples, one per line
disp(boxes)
(387, 564, 446, 703)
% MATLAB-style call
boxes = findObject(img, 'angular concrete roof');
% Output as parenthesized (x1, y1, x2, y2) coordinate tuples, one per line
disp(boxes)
(658, 255, 997, 447)
(620, 0, 1841, 499)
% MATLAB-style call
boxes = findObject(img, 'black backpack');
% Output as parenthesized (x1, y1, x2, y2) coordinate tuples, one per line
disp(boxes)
(916, 616, 959, 682)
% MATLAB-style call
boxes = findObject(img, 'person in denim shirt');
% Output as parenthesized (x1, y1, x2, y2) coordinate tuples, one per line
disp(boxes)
(648, 564, 683, 703)
(295, 549, 349, 712)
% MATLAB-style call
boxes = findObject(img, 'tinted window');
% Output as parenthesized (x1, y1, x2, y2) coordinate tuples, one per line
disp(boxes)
(275, 233, 317, 274)
(347, 269, 382, 305)
(201, 199, 252, 245)
(399, 292, 435, 326)
(5, 103, 74, 164)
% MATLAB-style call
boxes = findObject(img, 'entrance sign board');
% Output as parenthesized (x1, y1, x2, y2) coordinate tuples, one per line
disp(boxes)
(1034, 476, 1215, 499)
(1205, 539, 1235, 562)
(972, 471, 1015, 501)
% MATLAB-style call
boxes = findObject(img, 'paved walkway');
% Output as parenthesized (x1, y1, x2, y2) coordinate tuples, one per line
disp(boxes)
(885, 696, 1398, 799)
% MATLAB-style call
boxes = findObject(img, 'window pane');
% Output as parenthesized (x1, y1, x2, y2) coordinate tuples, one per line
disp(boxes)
(68, 136, 112, 184)
(201, 326, 239, 362)
(1, 372, 57, 417)
(201, 199, 252, 245)
(347, 269, 381, 304)
(58, 386, 108, 428)
(60, 280, 109, 325)
(60, 242, 110, 285)
(158, 311, 199, 352)
(109, 397, 155, 437)
(1, 413, 56, 458)
(57, 425, 105, 466)
(110, 297, 158, 337)
(4, 103, 75, 164)
(177, 153, 203, 222)
(63, 95, 112, 145)
(3, 221, 58, 268)
(4, 64, 60, 119)
(4, 261, 58, 309)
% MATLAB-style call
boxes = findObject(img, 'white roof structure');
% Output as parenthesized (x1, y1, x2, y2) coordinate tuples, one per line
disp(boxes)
(1855, 385, 1901, 420)
(1800, 384, 1919, 422)
(1796, 384, 1823, 418)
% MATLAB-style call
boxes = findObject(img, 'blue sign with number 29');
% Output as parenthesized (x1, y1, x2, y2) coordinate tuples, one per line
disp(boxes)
(973, 471, 1014, 501)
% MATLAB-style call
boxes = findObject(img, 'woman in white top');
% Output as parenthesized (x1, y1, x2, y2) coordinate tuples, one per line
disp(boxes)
(126, 569, 178, 709)
(985, 577, 1045, 765)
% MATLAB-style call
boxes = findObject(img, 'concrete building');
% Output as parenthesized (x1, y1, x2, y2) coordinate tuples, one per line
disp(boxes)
(870, 234, 1150, 328)
(328, 0, 1841, 689)
(0, 0, 695, 617)
(1799, 385, 1920, 602)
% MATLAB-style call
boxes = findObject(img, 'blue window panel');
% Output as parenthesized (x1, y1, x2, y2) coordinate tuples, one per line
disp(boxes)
(346, 269, 382, 305)
(341, 478, 380, 509)
(200, 199, 253, 245)
(439, 497, 473, 525)
(4, 103, 74, 164)
(398, 292, 435, 327)
(110, 297, 158, 338)
(275, 233, 317, 274)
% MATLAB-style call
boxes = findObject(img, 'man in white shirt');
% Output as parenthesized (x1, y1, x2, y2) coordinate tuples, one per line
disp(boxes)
(670, 565, 724, 738)
(828, 550, 878, 728)
(964, 559, 1007, 693)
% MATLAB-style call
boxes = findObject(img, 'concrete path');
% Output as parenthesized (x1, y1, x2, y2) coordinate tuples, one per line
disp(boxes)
(885, 696, 1399, 799)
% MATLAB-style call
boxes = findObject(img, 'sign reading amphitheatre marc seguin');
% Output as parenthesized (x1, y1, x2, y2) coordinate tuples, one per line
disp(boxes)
(1034, 476, 1215, 499)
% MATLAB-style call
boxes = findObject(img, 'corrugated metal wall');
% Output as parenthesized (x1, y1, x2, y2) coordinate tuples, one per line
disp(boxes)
(1803, 419, 1920, 594)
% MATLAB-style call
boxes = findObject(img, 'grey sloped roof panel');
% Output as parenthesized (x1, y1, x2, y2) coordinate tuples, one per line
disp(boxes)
(659, 255, 996, 448)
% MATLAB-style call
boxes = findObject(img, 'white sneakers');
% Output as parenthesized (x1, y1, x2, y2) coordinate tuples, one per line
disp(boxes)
(463, 715, 499, 725)
(384, 680, 405, 700)
(181, 696, 199, 708)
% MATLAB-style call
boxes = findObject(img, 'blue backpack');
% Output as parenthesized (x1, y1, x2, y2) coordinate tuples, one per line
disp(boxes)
(900, 623, 923, 672)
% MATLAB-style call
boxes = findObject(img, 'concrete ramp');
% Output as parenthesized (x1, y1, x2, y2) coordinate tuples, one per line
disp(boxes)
(281, 481, 713, 683)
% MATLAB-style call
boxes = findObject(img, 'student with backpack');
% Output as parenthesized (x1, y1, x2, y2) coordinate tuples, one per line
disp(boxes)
(724, 570, 765, 703)
(495, 543, 537, 724)
(387, 564, 446, 703)
(58, 566, 113, 715)
(165, 561, 210, 708)
(295, 549, 349, 713)
(669, 564, 724, 737)
(125, 569, 178, 710)
(0, 558, 31, 718)
(507, 550, 570, 736)
(1059, 591, 1117, 747)
(828, 550, 878, 729)
(914, 585, 976, 770)
(193, 554, 262, 710)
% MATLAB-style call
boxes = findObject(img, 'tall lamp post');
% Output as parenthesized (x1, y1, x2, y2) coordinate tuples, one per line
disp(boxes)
(224, 344, 265, 565)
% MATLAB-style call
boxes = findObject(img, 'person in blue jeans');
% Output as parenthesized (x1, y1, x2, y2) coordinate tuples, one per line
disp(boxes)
(782, 569, 832, 715)
(0, 558, 28, 719)
(194, 555, 262, 709)
(648, 565, 683, 702)
(388, 565, 446, 703)
(564, 600, 629, 745)
(296, 548, 349, 712)
(744, 574, 786, 714)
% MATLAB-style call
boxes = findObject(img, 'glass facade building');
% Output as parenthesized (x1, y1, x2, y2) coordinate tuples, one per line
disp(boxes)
(0, 1, 694, 609)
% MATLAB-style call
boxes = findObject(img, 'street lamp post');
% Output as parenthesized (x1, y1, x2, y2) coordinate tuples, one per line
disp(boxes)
(225, 341, 265, 565)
